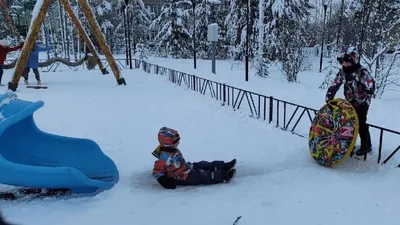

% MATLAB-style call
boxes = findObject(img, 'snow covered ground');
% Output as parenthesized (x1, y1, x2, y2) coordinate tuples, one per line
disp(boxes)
(0, 65, 400, 225)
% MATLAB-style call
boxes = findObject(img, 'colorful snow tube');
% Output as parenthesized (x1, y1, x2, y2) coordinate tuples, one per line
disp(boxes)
(309, 98, 359, 167)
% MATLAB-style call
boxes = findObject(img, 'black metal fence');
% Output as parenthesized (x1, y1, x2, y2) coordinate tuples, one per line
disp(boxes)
(135, 59, 400, 167)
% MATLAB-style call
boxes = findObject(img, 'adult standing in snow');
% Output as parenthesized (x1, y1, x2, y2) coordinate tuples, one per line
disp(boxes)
(0, 39, 23, 86)
(23, 42, 52, 86)
(325, 46, 375, 156)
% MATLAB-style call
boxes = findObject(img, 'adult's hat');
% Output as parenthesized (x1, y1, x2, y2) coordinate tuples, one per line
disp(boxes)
(337, 46, 360, 64)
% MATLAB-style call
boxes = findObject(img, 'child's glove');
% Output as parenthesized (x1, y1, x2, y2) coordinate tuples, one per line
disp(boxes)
(325, 91, 333, 103)
(157, 175, 176, 189)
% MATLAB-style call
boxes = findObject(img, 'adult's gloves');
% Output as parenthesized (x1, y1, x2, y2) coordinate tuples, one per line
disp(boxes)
(325, 91, 334, 103)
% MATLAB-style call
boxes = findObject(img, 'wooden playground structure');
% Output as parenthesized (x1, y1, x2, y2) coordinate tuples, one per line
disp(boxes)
(4, 0, 126, 91)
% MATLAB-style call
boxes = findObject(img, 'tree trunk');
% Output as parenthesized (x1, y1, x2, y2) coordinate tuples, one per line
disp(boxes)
(336, 0, 344, 47)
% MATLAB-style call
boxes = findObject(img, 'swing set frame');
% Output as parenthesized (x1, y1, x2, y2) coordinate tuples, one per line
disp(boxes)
(1, 0, 126, 91)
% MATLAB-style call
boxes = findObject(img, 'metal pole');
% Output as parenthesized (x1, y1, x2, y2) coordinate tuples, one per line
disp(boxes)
(245, 0, 249, 81)
(123, 4, 129, 66)
(193, 0, 197, 69)
(128, 10, 133, 69)
(212, 41, 216, 73)
(211, 3, 217, 74)
(319, 4, 327, 73)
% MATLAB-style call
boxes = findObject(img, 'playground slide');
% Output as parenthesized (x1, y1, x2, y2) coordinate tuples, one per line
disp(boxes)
(0, 92, 119, 194)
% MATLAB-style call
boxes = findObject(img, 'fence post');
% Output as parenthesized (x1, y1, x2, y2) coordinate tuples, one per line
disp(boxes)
(269, 96, 273, 124)
(193, 76, 196, 91)
(223, 83, 226, 104)
(174, 71, 177, 83)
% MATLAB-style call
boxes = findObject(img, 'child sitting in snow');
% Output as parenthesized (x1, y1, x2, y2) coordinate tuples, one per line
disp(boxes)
(152, 127, 236, 189)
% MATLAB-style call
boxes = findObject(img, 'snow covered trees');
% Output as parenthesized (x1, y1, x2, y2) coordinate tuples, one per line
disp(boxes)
(224, 0, 312, 81)
(318, 0, 400, 97)
(356, 0, 400, 97)
(4, 0, 399, 96)
(150, 1, 192, 58)
(193, 0, 220, 59)
(225, 0, 248, 61)
(119, 0, 151, 55)
(272, 0, 313, 82)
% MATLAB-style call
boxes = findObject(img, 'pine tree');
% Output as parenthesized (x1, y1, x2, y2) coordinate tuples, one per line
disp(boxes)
(269, 0, 313, 82)
(194, 0, 220, 59)
(254, 0, 269, 77)
(125, 0, 151, 54)
(225, 0, 247, 60)
(214, 0, 230, 59)
(150, 0, 192, 58)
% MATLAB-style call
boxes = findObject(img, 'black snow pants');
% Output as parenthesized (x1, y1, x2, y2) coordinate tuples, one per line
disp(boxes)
(23, 68, 41, 81)
(354, 104, 372, 149)
(175, 161, 226, 186)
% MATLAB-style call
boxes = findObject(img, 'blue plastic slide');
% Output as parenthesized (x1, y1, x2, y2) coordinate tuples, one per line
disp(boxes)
(0, 92, 119, 194)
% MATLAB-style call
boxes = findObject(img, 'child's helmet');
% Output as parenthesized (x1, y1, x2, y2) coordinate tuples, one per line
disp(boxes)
(158, 127, 180, 147)
(337, 46, 360, 64)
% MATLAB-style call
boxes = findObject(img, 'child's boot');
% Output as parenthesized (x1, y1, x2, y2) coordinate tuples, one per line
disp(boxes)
(224, 159, 237, 172)
(224, 169, 236, 182)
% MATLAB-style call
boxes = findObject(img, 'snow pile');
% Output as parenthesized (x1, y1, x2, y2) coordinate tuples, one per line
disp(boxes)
(0, 92, 17, 122)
